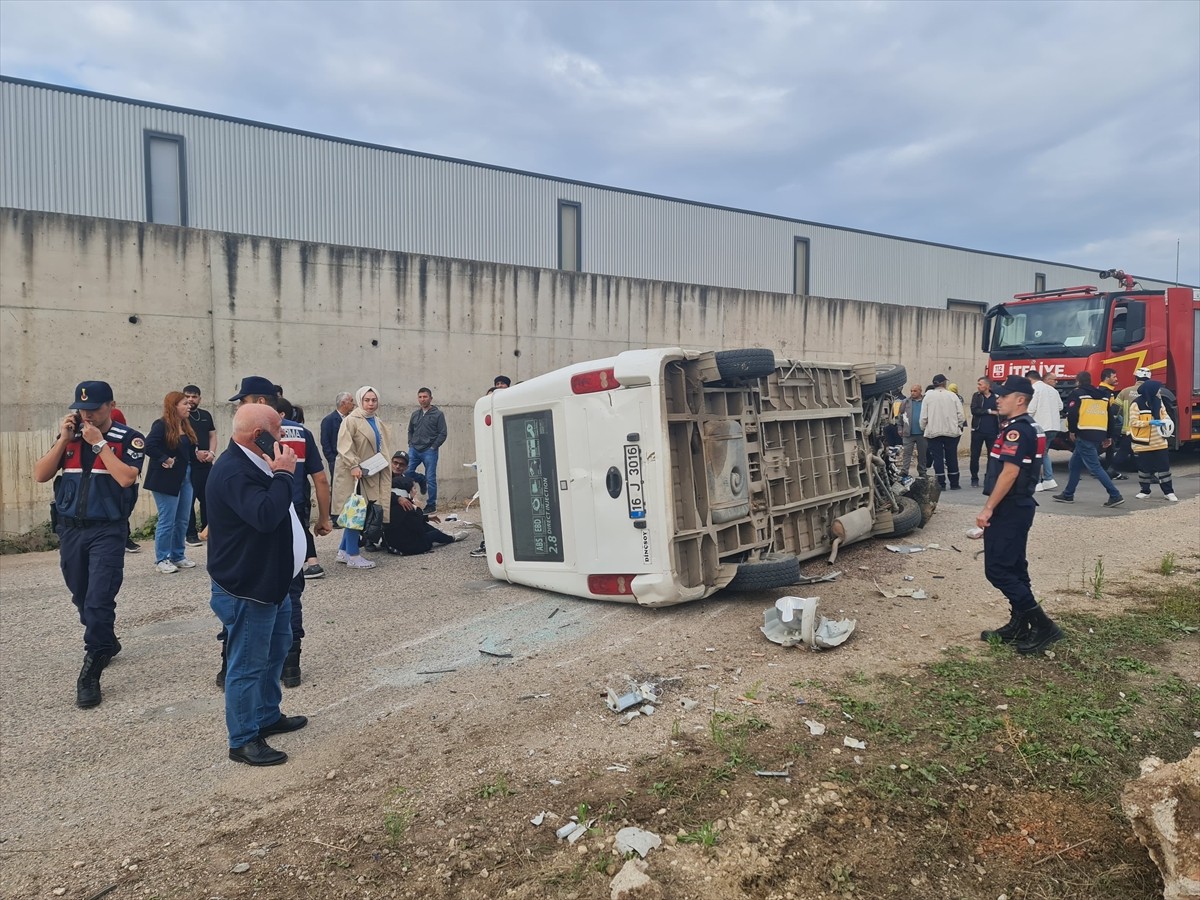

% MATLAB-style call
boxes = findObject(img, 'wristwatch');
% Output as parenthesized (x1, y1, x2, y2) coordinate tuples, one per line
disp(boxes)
(92, 441, 107, 454)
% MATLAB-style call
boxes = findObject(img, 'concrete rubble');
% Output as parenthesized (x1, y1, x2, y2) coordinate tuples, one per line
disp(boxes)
(1120, 749, 1200, 900)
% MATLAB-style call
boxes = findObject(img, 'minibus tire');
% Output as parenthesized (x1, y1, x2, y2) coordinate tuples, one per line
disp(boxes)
(863, 363, 907, 399)
(726, 555, 802, 592)
(889, 497, 923, 537)
(711, 349, 777, 383)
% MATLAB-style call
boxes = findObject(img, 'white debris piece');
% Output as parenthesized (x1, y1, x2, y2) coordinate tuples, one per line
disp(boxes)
(762, 596, 857, 649)
(843, 737, 866, 750)
(614, 826, 662, 859)
(805, 719, 827, 736)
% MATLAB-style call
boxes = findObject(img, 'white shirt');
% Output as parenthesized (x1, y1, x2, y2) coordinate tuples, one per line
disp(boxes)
(237, 443, 305, 577)
(1027, 381, 1064, 433)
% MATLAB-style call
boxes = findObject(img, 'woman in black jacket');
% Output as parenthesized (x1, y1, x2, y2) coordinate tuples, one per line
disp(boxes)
(144, 391, 197, 573)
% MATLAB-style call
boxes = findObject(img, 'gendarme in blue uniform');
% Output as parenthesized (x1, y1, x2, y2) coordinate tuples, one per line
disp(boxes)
(55, 409, 145, 656)
(981, 412, 1044, 614)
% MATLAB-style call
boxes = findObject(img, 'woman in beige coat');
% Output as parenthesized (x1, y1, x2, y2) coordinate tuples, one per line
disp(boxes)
(333, 385, 392, 569)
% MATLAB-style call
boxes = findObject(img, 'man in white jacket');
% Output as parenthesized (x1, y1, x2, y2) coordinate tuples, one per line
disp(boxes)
(920, 374, 966, 490)
(1025, 370, 1064, 490)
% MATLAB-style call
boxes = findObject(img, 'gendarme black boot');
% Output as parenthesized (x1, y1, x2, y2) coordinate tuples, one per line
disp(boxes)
(216, 642, 227, 690)
(981, 609, 1030, 644)
(1016, 606, 1064, 655)
(76, 651, 112, 709)
(281, 640, 302, 689)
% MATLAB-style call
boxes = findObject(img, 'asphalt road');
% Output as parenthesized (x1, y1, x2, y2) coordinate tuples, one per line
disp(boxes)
(933, 447, 1200, 518)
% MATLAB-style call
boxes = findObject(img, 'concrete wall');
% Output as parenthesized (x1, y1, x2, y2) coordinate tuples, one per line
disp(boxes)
(0, 208, 985, 535)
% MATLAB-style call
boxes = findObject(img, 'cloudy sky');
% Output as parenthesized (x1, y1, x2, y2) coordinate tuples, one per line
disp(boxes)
(2, 0, 1197, 284)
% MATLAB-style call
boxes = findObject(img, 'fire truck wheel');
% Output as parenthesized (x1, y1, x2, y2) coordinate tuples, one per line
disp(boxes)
(863, 363, 908, 399)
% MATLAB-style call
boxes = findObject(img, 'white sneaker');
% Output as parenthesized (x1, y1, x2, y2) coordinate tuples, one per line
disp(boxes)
(345, 555, 376, 569)
(1165, 493, 1179, 502)
(1035, 483, 1046, 492)
(1043, 479, 1057, 489)
(155, 560, 178, 574)
(335, 550, 348, 564)
(1135, 492, 1150, 500)
(172, 557, 197, 569)
(450, 532, 468, 542)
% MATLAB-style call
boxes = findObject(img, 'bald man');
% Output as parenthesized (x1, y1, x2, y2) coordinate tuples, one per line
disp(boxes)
(205, 403, 308, 766)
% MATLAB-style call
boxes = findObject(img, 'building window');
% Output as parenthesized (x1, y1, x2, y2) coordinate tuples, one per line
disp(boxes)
(946, 298, 987, 315)
(1034, 272, 1046, 293)
(793, 237, 810, 295)
(558, 200, 581, 271)
(144, 131, 187, 226)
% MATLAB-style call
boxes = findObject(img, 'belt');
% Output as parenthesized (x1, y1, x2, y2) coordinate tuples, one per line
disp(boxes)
(61, 517, 116, 529)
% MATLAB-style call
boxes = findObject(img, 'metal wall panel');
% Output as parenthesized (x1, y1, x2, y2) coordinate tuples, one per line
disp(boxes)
(1, 78, 1183, 310)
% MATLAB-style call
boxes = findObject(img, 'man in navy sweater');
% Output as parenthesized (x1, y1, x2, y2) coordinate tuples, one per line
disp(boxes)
(206, 403, 308, 766)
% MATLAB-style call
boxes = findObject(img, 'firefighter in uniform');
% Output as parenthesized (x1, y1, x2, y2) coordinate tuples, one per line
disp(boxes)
(976, 375, 1064, 655)
(34, 381, 145, 708)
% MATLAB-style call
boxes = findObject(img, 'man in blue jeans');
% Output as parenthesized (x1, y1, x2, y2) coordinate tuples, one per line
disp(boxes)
(206, 402, 308, 766)
(407, 386, 448, 513)
(1053, 371, 1124, 509)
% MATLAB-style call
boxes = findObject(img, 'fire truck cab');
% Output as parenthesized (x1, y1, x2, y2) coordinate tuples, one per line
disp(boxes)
(982, 282, 1199, 448)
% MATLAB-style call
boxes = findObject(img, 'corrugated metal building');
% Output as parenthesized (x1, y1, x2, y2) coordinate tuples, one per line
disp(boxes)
(0, 75, 1179, 307)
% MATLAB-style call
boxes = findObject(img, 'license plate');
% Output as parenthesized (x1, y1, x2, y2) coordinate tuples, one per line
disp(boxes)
(624, 444, 646, 519)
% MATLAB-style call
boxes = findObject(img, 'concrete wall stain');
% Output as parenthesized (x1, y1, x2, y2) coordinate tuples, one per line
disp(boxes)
(223, 234, 238, 312)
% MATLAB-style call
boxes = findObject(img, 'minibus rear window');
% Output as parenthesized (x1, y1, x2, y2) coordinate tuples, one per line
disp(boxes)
(503, 411, 565, 562)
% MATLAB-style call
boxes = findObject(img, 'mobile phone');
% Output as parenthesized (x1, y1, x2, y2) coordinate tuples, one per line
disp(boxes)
(253, 431, 277, 459)
(72, 413, 83, 438)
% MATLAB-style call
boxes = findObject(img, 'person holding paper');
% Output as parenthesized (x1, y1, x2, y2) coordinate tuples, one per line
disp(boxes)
(332, 385, 393, 569)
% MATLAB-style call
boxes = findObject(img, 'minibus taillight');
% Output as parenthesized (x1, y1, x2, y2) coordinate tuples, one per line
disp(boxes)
(571, 368, 620, 394)
(587, 574, 635, 596)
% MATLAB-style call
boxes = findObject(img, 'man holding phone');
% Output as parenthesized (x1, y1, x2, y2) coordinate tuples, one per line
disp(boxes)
(206, 402, 308, 766)
(34, 381, 145, 709)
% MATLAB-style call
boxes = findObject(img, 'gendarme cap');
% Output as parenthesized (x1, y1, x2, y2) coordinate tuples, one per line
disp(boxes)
(70, 381, 114, 410)
(991, 375, 1034, 397)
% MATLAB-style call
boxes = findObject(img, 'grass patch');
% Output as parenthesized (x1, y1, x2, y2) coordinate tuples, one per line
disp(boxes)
(474, 773, 513, 800)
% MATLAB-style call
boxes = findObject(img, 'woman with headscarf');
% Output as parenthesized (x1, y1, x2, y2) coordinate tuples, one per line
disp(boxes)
(1128, 380, 1178, 502)
(143, 391, 198, 573)
(332, 386, 392, 568)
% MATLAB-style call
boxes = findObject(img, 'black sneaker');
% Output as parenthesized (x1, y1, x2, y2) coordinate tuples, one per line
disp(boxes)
(125, 538, 141, 553)
(1102, 496, 1125, 508)
(1051, 494, 1074, 503)
(185, 534, 202, 547)
(302, 564, 325, 579)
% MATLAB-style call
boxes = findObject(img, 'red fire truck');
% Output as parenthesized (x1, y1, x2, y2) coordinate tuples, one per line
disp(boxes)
(981, 272, 1199, 448)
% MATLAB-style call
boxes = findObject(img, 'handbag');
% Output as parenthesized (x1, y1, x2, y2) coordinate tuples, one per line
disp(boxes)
(363, 500, 384, 546)
(337, 479, 368, 531)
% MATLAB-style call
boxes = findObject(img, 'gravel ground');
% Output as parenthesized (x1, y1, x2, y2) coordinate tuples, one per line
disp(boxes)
(1, 454, 1197, 898)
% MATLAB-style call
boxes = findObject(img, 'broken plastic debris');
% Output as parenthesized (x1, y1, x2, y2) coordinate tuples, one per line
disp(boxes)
(886, 544, 924, 553)
(567, 821, 592, 844)
(805, 719, 827, 736)
(797, 569, 842, 584)
(606, 764, 630, 773)
(754, 768, 791, 777)
(761, 596, 857, 649)
(843, 737, 866, 750)
(966, 526, 984, 539)
(607, 689, 643, 713)
(618, 711, 641, 725)
(614, 826, 662, 859)
(555, 822, 579, 840)
(479, 638, 513, 658)
(530, 812, 546, 826)
(677, 697, 699, 712)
